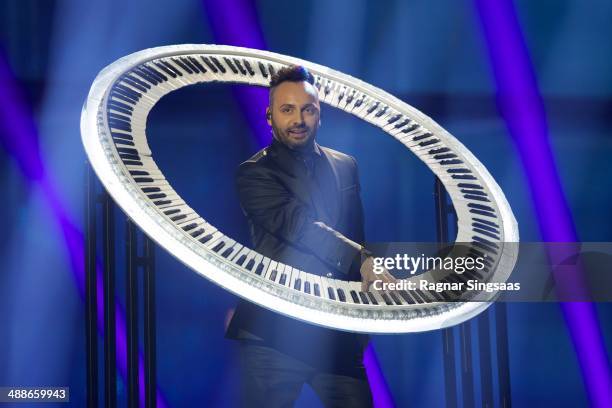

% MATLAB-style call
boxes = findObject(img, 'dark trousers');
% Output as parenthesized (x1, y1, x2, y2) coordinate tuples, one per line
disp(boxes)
(238, 342, 373, 408)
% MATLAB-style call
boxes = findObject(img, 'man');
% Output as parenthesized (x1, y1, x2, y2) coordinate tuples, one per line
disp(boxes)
(226, 65, 393, 408)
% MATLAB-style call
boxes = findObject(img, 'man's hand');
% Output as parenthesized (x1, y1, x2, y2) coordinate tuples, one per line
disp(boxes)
(360, 256, 396, 292)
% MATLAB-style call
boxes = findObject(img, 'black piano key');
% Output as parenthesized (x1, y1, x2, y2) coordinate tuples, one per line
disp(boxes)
(461, 189, 487, 196)
(448, 168, 472, 174)
(129, 170, 149, 176)
(133, 177, 153, 183)
(415, 289, 433, 303)
(245, 259, 255, 271)
(452, 174, 478, 180)
(434, 153, 457, 160)
(374, 106, 388, 118)
(413, 132, 433, 142)
(142, 188, 160, 194)
(108, 104, 132, 116)
(201, 56, 218, 73)
(142, 64, 167, 82)
(233, 58, 247, 75)
(269, 269, 277, 281)
(221, 247, 234, 258)
(267, 63, 275, 77)
(336, 288, 346, 302)
(410, 290, 425, 304)
(211, 57, 226, 73)
(159, 60, 182, 77)
(398, 290, 415, 304)
(327, 287, 336, 300)
(472, 222, 499, 234)
(366, 101, 379, 114)
(388, 291, 402, 305)
(114, 84, 142, 100)
(242, 60, 254, 76)
(173, 58, 193, 74)
(199, 234, 213, 244)
(367, 292, 378, 305)
(279, 273, 287, 285)
(346, 90, 355, 104)
(122, 160, 142, 166)
(164, 208, 180, 216)
(188, 56, 207, 73)
(472, 235, 499, 249)
(109, 100, 134, 112)
(458, 183, 483, 189)
(120, 154, 140, 161)
(182, 223, 197, 232)
(441, 159, 463, 166)
(109, 119, 132, 131)
(113, 138, 134, 147)
(387, 114, 402, 124)
(122, 77, 148, 92)
(154, 61, 177, 78)
(380, 292, 393, 305)
(255, 263, 264, 275)
(304, 281, 311, 294)
(170, 214, 187, 222)
(223, 57, 238, 74)
(313, 284, 321, 297)
(111, 91, 137, 105)
(358, 292, 369, 304)
(258, 61, 268, 77)
(132, 67, 159, 85)
(354, 95, 365, 108)
(109, 111, 132, 122)
(468, 203, 495, 212)
(212, 241, 225, 252)
(473, 218, 499, 229)
(350, 290, 360, 304)
(180, 56, 199, 73)
(124, 74, 151, 90)
(419, 138, 440, 147)
(236, 254, 247, 266)
(465, 195, 490, 203)
(294, 279, 301, 290)
(338, 87, 345, 102)
(401, 124, 419, 133)
(190, 228, 204, 238)
(394, 119, 410, 129)
(429, 147, 450, 155)
(324, 80, 331, 95)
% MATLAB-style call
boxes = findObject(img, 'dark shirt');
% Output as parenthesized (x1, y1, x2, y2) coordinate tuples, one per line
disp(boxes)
(226, 137, 368, 376)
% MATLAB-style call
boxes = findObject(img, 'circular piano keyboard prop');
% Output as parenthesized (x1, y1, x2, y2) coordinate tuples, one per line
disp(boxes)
(81, 45, 519, 334)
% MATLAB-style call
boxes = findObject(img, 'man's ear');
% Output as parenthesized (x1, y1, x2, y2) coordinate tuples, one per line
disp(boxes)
(266, 107, 272, 125)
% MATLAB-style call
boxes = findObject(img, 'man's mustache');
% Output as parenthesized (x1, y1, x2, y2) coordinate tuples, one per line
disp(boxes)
(288, 126, 309, 132)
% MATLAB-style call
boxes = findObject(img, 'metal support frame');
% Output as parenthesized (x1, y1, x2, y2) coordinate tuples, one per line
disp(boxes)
(85, 162, 157, 408)
(434, 177, 512, 408)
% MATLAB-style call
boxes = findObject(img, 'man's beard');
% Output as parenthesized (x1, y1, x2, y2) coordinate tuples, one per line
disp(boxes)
(271, 122, 315, 151)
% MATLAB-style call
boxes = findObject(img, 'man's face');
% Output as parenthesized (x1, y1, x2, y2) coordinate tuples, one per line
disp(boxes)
(267, 81, 321, 151)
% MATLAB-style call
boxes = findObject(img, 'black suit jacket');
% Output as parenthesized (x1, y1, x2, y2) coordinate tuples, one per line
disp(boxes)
(226, 139, 369, 373)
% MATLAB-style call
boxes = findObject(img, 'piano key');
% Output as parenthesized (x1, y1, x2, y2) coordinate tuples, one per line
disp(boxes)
(263, 260, 278, 281)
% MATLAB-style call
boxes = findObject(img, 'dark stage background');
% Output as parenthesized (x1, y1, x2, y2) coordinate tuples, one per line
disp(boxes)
(1, 0, 611, 407)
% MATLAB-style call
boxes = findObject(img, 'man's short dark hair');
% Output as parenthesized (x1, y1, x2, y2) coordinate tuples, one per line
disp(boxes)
(269, 65, 315, 105)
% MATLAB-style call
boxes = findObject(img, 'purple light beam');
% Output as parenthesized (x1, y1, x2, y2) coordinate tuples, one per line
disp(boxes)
(475, 1, 612, 406)
(0, 52, 169, 408)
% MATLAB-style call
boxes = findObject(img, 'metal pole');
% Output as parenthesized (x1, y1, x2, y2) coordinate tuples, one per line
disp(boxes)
(496, 303, 512, 408)
(126, 220, 139, 408)
(479, 310, 494, 408)
(144, 236, 157, 408)
(85, 162, 98, 408)
(435, 177, 457, 408)
(102, 191, 117, 407)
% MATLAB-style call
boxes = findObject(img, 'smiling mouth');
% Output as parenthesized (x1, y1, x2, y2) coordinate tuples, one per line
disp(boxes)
(289, 128, 308, 135)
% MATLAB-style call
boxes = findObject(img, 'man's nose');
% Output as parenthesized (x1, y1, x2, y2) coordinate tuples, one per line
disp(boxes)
(292, 111, 305, 125)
